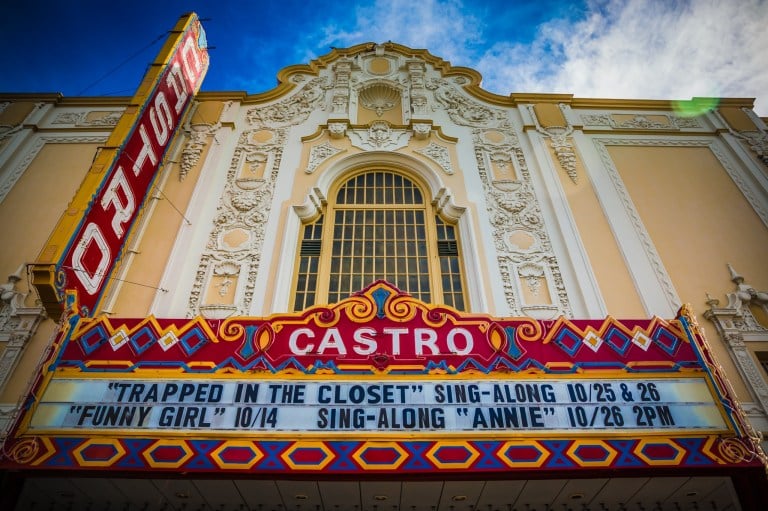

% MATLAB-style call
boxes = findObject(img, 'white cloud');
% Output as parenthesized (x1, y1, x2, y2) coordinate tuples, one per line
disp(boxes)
(312, 0, 767, 116)
(310, 0, 484, 66)
(477, 0, 768, 115)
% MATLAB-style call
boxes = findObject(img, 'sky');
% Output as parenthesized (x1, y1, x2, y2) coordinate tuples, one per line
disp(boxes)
(1, 0, 766, 115)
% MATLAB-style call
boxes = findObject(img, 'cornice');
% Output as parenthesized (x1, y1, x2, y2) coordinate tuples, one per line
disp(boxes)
(571, 97, 756, 112)
(510, 93, 574, 105)
(0, 92, 62, 102)
(0, 93, 133, 107)
(57, 96, 131, 106)
(196, 91, 248, 102)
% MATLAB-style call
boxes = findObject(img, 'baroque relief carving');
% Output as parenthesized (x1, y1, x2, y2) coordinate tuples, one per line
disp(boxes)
(0, 266, 46, 398)
(179, 122, 220, 181)
(328, 122, 348, 139)
(412, 122, 431, 140)
(246, 77, 331, 128)
(188, 128, 285, 317)
(414, 142, 452, 174)
(732, 130, 768, 166)
(426, 78, 506, 127)
(528, 105, 578, 183)
(331, 59, 352, 115)
(427, 78, 571, 317)
(52, 110, 123, 127)
(407, 61, 428, 115)
(189, 78, 331, 317)
(581, 113, 701, 130)
(358, 82, 400, 117)
(306, 142, 345, 174)
(705, 266, 768, 416)
(348, 121, 411, 151)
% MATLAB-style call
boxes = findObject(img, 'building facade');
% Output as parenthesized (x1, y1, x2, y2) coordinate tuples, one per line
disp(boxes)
(1, 16, 768, 510)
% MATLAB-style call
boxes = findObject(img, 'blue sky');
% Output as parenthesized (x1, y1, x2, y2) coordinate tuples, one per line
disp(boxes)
(2, 0, 767, 115)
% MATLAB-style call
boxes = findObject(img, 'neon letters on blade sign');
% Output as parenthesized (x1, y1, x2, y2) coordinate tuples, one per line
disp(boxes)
(61, 20, 207, 314)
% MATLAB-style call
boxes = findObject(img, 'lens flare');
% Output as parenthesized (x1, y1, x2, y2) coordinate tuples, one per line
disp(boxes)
(671, 97, 720, 118)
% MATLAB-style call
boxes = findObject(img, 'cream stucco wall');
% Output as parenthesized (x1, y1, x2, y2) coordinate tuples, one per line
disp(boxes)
(610, 144, 768, 399)
(0, 142, 99, 282)
(551, 142, 646, 317)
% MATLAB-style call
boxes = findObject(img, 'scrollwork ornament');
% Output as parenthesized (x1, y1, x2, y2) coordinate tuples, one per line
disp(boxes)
(306, 142, 344, 174)
(725, 332, 746, 349)
(427, 78, 505, 128)
(718, 437, 755, 464)
(188, 126, 288, 316)
(736, 131, 768, 166)
(414, 142, 452, 174)
(8, 437, 40, 464)
(471, 126, 571, 317)
(328, 122, 347, 139)
(246, 77, 331, 128)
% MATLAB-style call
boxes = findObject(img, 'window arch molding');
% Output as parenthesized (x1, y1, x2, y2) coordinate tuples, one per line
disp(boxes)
(271, 152, 487, 314)
(295, 151, 464, 222)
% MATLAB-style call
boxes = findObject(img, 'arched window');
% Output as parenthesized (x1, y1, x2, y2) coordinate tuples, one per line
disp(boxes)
(292, 169, 466, 311)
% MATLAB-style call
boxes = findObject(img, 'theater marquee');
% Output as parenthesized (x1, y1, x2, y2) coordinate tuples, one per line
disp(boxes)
(2, 282, 764, 474)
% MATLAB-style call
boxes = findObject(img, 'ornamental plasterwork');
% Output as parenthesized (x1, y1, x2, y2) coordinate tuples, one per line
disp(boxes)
(352, 78, 410, 124)
(328, 122, 348, 139)
(412, 122, 431, 140)
(580, 113, 701, 130)
(414, 142, 452, 174)
(348, 120, 411, 151)
(179, 121, 221, 181)
(0, 135, 108, 204)
(52, 110, 123, 127)
(731, 130, 768, 167)
(407, 61, 429, 115)
(189, 79, 333, 316)
(331, 59, 352, 115)
(0, 266, 46, 408)
(426, 77, 507, 128)
(358, 82, 400, 117)
(305, 142, 345, 174)
(245, 77, 331, 128)
(528, 105, 578, 183)
(466, 110, 571, 317)
(188, 128, 286, 317)
(518, 263, 546, 297)
(704, 265, 768, 416)
(0, 124, 22, 142)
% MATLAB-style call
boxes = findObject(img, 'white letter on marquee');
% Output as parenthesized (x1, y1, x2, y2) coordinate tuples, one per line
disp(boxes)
(318, 328, 347, 355)
(383, 328, 408, 355)
(71, 223, 111, 295)
(288, 328, 315, 355)
(180, 36, 202, 85)
(414, 328, 439, 356)
(149, 92, 174, 146)
(132, 125, 158, 176)
(100, 166, 135, 237)
(353, 327, 377, 355)
(166, 64, 189, 115)
(447, 327, 473, 355)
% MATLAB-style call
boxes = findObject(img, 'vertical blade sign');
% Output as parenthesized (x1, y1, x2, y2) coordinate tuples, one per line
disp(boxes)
(35, 13, 208, 316)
